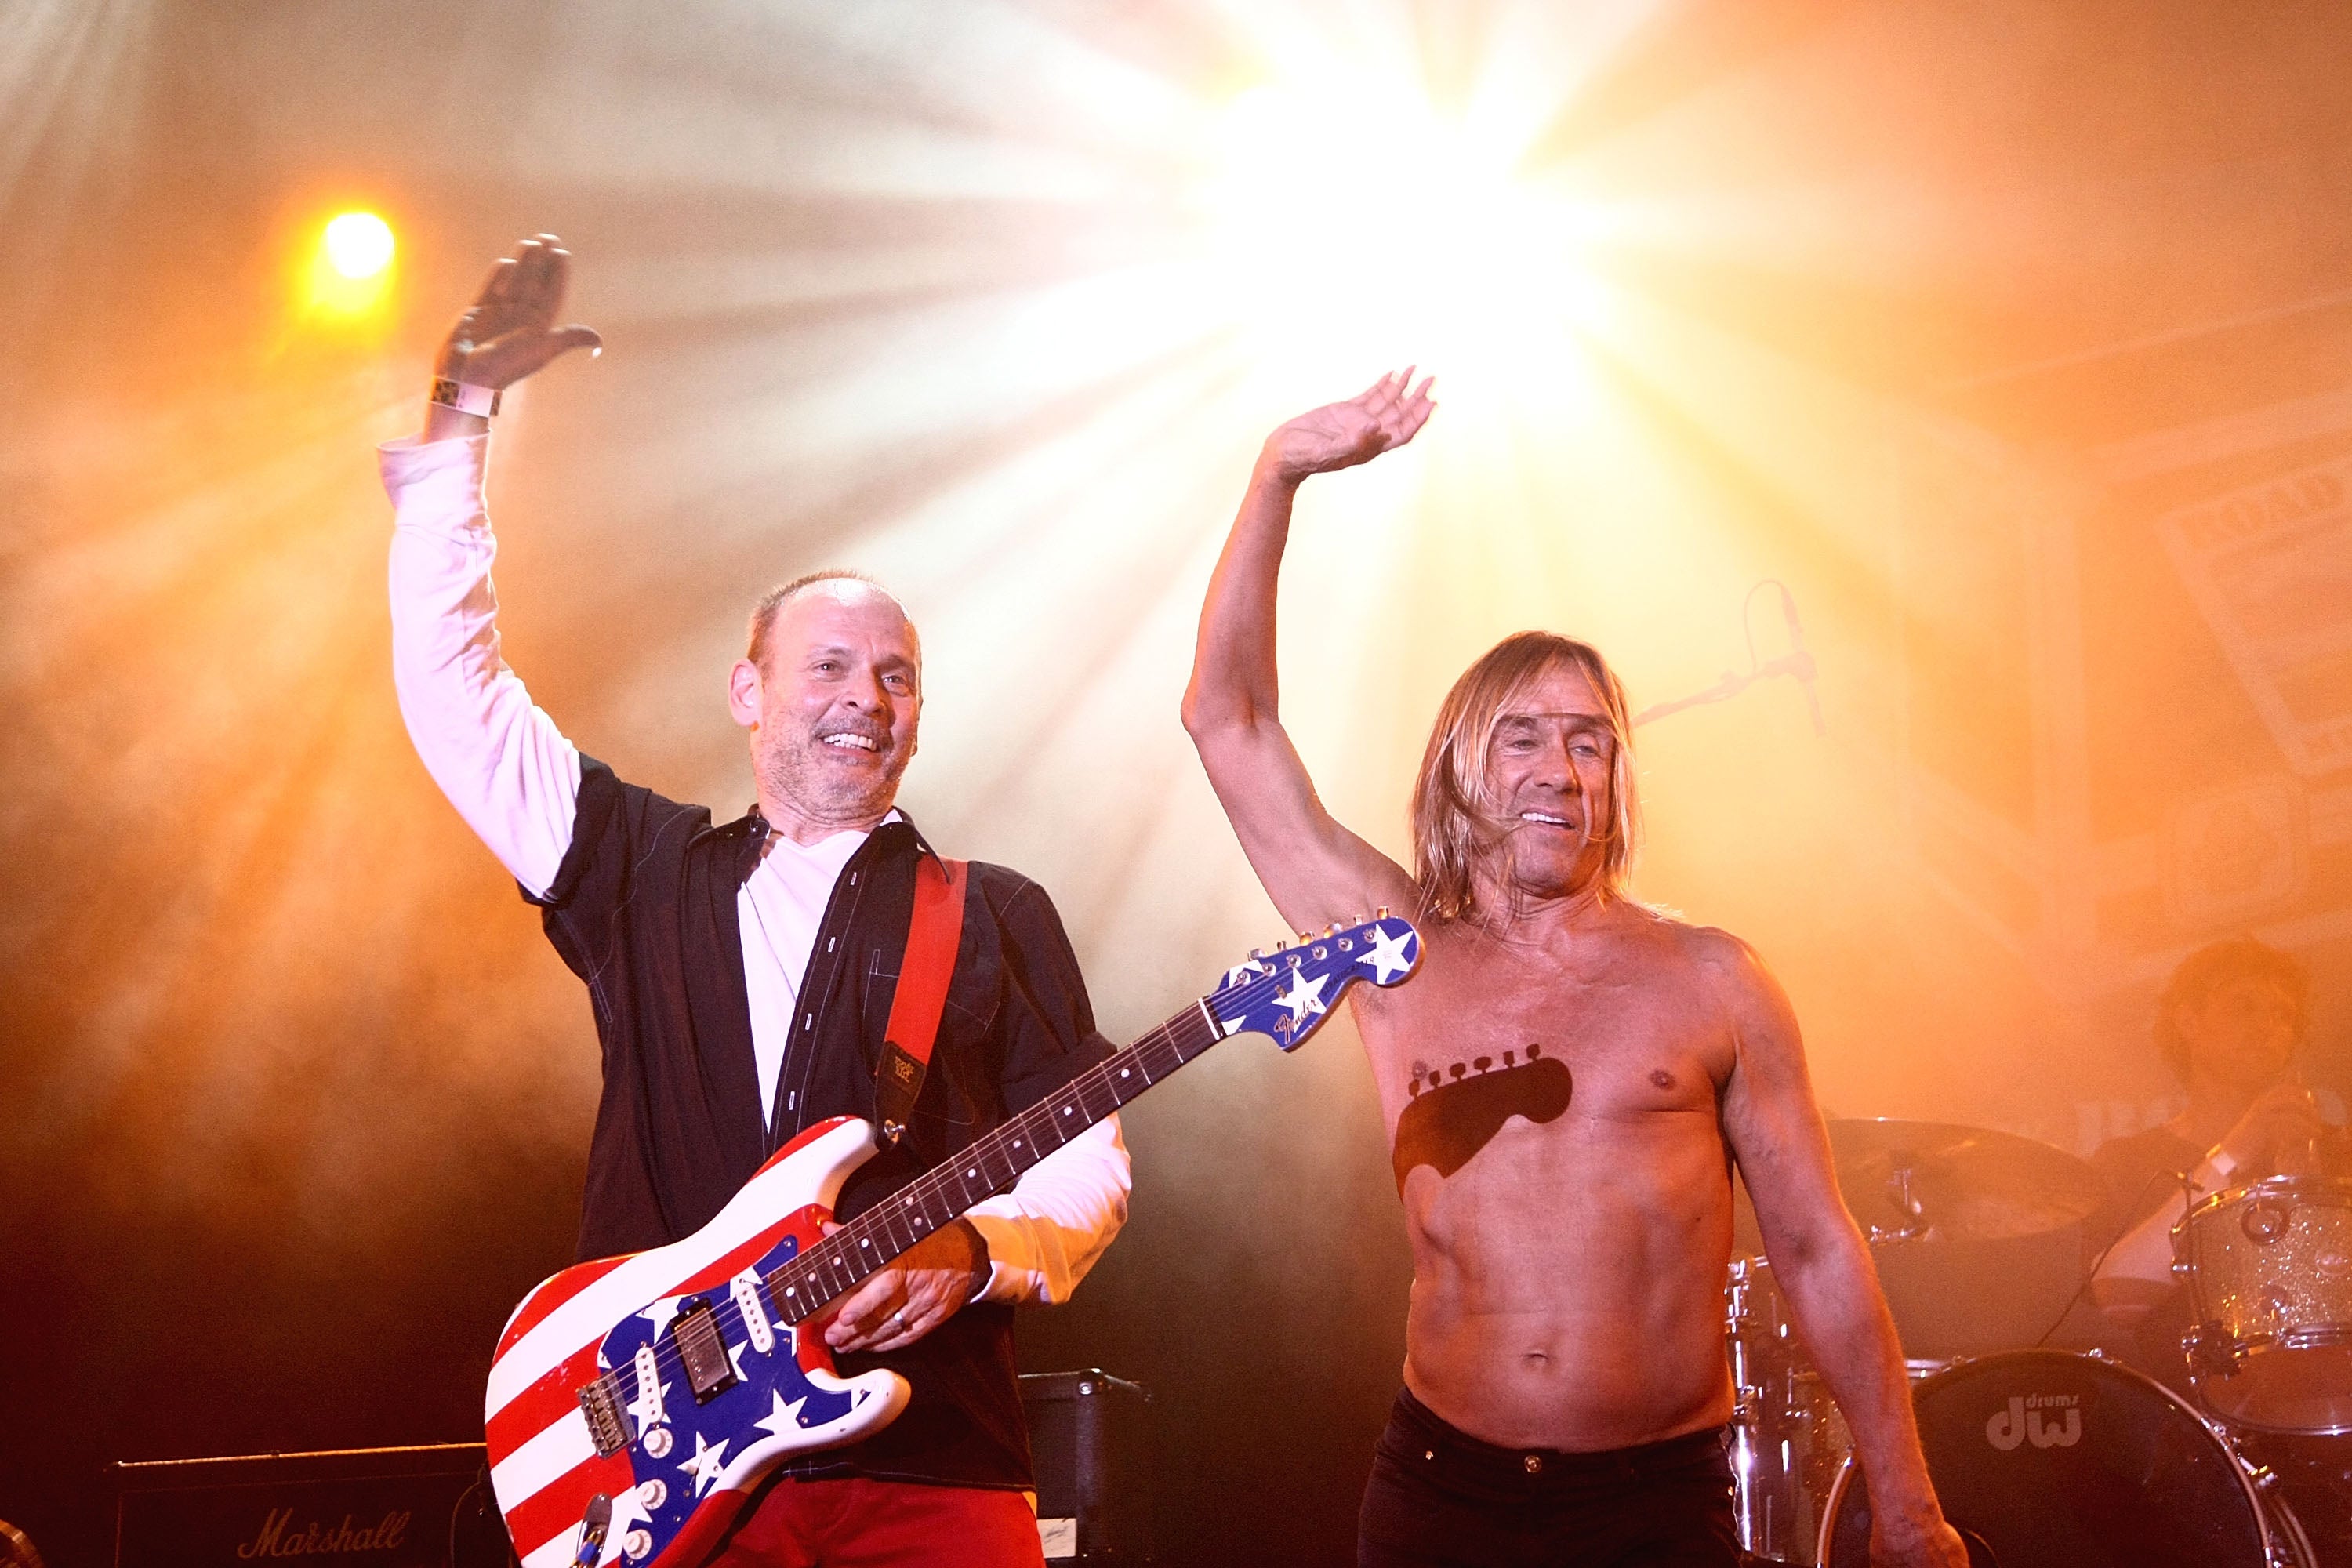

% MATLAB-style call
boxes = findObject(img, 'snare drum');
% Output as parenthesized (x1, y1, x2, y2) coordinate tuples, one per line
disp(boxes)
(2176, 1175, 2352, 1434)
(1819, 1349, 2309, 1567)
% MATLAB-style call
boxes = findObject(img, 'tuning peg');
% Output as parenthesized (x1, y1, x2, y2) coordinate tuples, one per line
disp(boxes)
(1376, 905, 1390, 920)
(1296, 932, 1312, 947)
(1274, 940, 1287, 952)
(1248, 948, 1265, 960)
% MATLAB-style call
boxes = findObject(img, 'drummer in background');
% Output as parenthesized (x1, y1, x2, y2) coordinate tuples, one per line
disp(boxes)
(2088, 936, 2340, 1383)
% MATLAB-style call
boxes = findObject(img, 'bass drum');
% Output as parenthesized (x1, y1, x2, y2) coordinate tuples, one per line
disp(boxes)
(1820, 1350, 2309, 1567)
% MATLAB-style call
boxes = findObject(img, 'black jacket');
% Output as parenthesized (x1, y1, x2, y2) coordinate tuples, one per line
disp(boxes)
(530, 754, 1115, 1486)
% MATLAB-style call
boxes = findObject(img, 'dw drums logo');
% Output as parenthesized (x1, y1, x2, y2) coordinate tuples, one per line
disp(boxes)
(1986, 1393, 2082, 1451)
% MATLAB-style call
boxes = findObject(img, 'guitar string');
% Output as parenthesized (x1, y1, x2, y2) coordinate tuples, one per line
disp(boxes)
(598, 1010, 1211, 1410)
(768, 945, 1341, 1302)
(596, 950, 1344, 1415)
(596, 952, 1338, 1414)
(595, 1024, 1201, 1413)
(588, 943, 1377, 1415)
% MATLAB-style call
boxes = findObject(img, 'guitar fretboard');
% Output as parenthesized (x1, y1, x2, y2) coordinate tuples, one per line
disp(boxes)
(763, 998, 1225, 1325)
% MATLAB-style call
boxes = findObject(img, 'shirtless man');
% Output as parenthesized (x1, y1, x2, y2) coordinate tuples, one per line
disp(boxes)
(1183, 373, 1965, 1567)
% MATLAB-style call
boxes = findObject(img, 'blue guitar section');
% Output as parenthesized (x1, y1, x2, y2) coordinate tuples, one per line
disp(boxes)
(591, 1231, 867, 1555)
(1216, 919, 1419, 1050)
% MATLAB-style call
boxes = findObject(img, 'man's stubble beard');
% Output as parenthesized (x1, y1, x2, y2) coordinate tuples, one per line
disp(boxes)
(758, 731, 910, 826)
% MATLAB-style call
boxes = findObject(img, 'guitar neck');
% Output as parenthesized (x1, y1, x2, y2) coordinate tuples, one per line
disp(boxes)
(766, 998, 1225, 1326)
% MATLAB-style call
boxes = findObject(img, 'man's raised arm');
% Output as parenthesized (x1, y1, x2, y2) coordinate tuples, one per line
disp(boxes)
(382, 235, 601, 897)
(1181, 372, 1436, 934)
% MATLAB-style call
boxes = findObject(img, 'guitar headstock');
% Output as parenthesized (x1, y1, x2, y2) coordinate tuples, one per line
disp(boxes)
(1207, 913, 1421, 1051)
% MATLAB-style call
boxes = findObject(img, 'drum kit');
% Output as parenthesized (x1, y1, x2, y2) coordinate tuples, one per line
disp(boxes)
(1726, 1119, 2352, 1566)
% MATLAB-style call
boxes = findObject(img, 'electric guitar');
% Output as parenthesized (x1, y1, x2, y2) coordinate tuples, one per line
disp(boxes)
(484, 914, 1421, 1568)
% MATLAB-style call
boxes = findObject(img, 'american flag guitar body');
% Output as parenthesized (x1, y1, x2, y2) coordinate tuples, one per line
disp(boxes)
(485, 914, 1421, 1568)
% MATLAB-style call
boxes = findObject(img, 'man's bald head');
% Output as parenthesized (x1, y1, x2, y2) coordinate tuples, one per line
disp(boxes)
(746, 571, 920, 674)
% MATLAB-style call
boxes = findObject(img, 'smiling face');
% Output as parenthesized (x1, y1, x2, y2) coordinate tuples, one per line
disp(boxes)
(1412, 633, 1638, 923)
(728, 579, 920, 840)
(1478, 662, 1621, 905)
(2176, 972, 2299, 1095)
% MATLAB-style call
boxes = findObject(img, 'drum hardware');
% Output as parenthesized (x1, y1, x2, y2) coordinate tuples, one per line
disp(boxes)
(2173, 1175, 2352, 1435)
(1871, 1162, 1929, 1246)
(2187, 1323, 2249, 1380)
(1725, 1254, 1955, 1564)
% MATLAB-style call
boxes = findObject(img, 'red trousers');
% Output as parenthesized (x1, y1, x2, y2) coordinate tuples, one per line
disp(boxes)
(707, 1475, 1045, 1568)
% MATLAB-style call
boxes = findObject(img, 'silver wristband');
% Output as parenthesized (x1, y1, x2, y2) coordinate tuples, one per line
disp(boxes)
(429, 377, 502, 418)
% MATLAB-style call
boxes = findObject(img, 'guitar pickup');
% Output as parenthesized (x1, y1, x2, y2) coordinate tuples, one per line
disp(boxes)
(671, 1298, 739, 1404)
(578, 1374, 628, 1457)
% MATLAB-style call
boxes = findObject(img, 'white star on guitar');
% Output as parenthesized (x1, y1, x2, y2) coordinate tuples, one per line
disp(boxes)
(678, 1430, 730, 1497)
(1360, 924, 1414, 985)
(1275, 969, 1329, 1030)
(754, 1389, 809, 1440)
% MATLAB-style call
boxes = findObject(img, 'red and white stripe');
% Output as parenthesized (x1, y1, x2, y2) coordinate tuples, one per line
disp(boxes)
(485, 1116, 880, 1568)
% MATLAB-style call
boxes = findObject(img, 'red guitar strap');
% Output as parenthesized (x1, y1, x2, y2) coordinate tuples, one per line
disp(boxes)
(873, 854, 967, 1146)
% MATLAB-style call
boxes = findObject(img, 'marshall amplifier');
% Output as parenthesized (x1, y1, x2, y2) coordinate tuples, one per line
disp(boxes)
(112, 1443, 515, 1568)
(1021, 1370, 1152, 1563)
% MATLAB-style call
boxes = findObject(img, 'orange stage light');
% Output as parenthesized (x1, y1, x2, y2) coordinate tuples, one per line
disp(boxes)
(303, 209, 397, 323)
(322, 211, 394, 279)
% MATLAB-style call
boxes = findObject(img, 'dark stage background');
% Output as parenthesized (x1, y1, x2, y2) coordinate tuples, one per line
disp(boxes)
(11, 3, 2352, 1563)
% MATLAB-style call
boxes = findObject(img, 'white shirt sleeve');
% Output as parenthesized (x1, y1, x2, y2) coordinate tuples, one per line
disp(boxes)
(380, 432, 581, 898)
(964, 1115, 1131, 1307)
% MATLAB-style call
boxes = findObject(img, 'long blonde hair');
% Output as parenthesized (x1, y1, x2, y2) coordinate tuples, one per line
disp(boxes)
(1410, 632, 1639, 924)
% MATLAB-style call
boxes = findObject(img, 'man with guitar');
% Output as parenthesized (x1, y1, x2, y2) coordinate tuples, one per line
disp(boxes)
(1183, 374, 1968, 1566)
(381, 236, 1129, 1566)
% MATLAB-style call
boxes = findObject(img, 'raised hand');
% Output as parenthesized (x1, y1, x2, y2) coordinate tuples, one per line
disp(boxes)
(1260, 370, 1437, 485)
(434, 234, 602, 391)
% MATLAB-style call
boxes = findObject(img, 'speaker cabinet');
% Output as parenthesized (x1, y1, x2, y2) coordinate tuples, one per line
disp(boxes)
(1022, 1370, 1152, 1563)
(112, 1443, 513, 1568)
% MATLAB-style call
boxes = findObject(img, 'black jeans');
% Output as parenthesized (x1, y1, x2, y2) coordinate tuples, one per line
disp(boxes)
(1359, 1387, 1742, 1568)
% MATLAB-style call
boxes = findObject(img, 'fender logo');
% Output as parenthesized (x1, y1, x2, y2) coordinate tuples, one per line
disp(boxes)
(235, 1507, 412, 1558)
(1985, 1394, 2081, 1451)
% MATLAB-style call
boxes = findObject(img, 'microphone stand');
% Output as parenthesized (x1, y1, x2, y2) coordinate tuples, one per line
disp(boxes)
(1632, 581, 1825, 734)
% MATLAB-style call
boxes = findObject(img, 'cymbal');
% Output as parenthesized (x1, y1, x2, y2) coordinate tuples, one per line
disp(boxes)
(1733, 1118, 2104, 1253)
(1732, 1119, 2107, 1357)
(1826, 1118, 2103, 1243)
